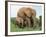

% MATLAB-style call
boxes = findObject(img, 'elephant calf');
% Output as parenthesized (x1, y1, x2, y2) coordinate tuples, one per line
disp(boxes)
(16, 17, 24, 28)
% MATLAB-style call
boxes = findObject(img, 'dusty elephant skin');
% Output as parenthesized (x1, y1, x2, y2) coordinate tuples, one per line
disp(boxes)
(16, 7, 36, 28)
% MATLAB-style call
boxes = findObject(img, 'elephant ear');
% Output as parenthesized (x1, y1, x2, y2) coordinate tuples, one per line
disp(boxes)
(32, 9, 36, 17)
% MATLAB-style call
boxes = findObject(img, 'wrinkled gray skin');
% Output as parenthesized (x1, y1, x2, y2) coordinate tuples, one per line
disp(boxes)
(17, 7, 36, 27)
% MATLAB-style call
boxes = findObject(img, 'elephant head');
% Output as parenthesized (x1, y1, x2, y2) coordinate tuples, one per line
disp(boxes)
(16, 17, 24, 28)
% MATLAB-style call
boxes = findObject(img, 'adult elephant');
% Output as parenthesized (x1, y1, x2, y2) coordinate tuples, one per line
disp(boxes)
(17, 7, 36, 27)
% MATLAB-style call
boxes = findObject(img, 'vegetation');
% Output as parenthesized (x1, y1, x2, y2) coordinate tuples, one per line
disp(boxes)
(10, 16, 42, 32)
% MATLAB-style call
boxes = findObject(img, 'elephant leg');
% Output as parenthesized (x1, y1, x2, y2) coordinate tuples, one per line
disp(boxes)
(31, 17, 34, 27)
(24, 20, 28, 27)
(31, 16, 36, 27)
(26, 17, 31, 27)
(28, 19, 31, 27)
(21, 19, 24, 28)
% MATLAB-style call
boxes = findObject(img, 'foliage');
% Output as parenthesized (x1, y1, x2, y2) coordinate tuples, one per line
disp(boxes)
(10, 16, 42, 32)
